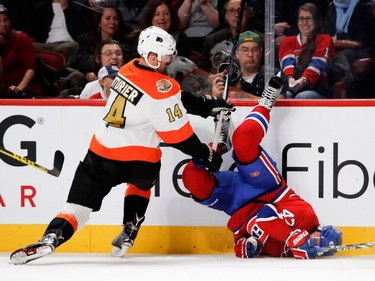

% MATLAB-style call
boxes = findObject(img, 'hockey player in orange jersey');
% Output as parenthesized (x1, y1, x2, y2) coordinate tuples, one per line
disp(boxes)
(10, 26, 234, 265)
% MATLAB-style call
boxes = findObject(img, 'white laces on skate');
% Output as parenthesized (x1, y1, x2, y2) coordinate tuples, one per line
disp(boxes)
(258, 76, 283, 110)
(213, 110, 232, 154)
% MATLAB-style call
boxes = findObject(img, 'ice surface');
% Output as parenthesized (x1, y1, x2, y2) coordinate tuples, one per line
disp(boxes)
(1, 253, 375, 281)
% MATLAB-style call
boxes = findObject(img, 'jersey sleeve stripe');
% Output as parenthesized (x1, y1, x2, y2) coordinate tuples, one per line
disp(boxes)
(157, 122, 195, 144)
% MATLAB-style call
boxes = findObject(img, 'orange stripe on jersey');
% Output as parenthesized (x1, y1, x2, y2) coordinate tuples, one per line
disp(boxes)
(125, 183, 151, 199)
(89, 135, 162, 162)
(56, 212, 78, 232)
(157, 122, 195, 144)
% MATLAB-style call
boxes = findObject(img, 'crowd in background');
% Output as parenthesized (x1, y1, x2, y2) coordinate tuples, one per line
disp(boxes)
(0, 0, 374, 99)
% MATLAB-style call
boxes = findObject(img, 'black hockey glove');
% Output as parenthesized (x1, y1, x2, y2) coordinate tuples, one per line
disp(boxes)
(197, 143, 223, 173)
(201, 95, 235, 117)
(181, 92, 235, 118)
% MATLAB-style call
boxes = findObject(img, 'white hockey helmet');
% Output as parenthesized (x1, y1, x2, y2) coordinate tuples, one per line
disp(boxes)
(166, 55, 197, 81)
(210, 40, 233, 69)
(137, 26, 177, 69)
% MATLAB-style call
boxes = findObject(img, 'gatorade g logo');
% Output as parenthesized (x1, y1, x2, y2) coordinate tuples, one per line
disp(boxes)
(0, 115, 38, 166)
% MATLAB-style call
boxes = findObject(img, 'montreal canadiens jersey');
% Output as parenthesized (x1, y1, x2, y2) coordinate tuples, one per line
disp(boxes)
(279, 33, 334, 86)
(89, 59, 195, 162)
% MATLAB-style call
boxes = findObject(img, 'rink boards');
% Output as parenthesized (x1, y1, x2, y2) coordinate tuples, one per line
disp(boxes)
(0, 99, 375, 256)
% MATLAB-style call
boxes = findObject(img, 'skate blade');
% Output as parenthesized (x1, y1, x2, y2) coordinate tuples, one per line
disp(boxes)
(9, 245, 54, 265)
(111, 244, 130, 258)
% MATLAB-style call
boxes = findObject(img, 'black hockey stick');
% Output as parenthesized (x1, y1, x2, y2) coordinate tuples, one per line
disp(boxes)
(222, 0, 246, 101)
(212, 0, 245, 152)
(321, 241, 375, 253)
(0, 148, 64, 177)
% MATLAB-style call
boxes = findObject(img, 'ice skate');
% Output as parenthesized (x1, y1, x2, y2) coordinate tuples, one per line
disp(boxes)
(213, 110, 233, 154)
(111, 215, 145, 257)
(257, 76, 283, 110)
(9, 232, 59, 265)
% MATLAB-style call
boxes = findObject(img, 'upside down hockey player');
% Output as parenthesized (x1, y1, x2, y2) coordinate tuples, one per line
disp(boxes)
(9, 26, 234, 265)
(182, 76, 342, 259)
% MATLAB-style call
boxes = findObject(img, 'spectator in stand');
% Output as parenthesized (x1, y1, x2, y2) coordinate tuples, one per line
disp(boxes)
(59, 2, 134, 96)
(80, 64, 118, 99)
(272, 0, 328, 49)
(68, 2, 133, 81)
(0, 4, 36, 98)
(278, 2, 334, 99)
(139, 0, 190, 58)
(30, 0, 93, 62)
(216, 0, 329, 47)
(198, 0, 253, 72)
(326, 0, 375, 98)
(177, 0, 220, 53)
(79, 39, 124, 99)
(0, 0, 33, 35)
(178, 0, 252, 97)
(105, 0, 151, 30)
(211, 30, 286, 99)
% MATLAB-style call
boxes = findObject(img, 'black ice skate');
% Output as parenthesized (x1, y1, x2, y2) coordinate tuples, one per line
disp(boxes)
(111, 215, 145, 257)
(257, 76, 283, 110)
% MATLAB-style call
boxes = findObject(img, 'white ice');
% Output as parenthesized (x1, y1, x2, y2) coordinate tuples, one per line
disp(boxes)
(1, 253, 375, 281)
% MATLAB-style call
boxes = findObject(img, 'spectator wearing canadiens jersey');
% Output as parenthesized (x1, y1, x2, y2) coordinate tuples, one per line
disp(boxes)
(182, 76, 343, 259)
(9, 26, 234, 265)
(278, 3, 335, 99)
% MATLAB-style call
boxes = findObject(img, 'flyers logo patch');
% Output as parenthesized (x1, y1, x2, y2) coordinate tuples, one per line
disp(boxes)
(250, 171, 260, 177)
(156, 79, 172, 92)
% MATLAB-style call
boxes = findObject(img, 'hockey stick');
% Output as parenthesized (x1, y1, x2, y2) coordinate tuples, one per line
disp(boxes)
(212, 0, 246, 152)
(0, 148, 64, 177)
(222, 0, 245, 101)
(321, 242, 375, 253)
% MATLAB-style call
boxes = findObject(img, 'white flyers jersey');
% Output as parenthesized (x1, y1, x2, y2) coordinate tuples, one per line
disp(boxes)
(89, 59, 195, 162)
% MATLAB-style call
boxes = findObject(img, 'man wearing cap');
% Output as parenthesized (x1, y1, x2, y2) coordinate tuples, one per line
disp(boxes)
(80, 64, 119, 100)
(211, 30, 286, 99)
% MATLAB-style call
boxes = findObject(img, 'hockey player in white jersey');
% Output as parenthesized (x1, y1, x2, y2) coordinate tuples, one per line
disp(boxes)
(10, 26, 234, 265)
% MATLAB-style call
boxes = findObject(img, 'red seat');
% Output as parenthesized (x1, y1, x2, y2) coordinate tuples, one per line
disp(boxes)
(35, 50, 66, 72)
(31, 51, 66, 96)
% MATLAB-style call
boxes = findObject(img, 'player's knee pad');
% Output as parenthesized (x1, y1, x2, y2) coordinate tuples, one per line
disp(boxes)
(319, 225, 343, 256)
(62, 202, 92, 231)
(182, 161, 215, 200)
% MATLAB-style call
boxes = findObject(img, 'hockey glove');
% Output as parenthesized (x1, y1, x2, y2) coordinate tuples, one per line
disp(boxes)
(196, 143, 223, 172)
(318, 225, 343, 256)
(234, 237, 262, 259)
(200, 95, 235, 117)
(286, 229, 320, 259)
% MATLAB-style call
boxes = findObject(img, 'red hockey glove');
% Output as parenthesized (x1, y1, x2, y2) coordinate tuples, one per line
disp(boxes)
(234, 237, 262, 259)
(286, 229, 319, 259)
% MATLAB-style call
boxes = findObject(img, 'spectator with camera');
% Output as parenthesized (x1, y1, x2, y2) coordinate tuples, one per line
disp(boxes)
(211, 30, 286, 99)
